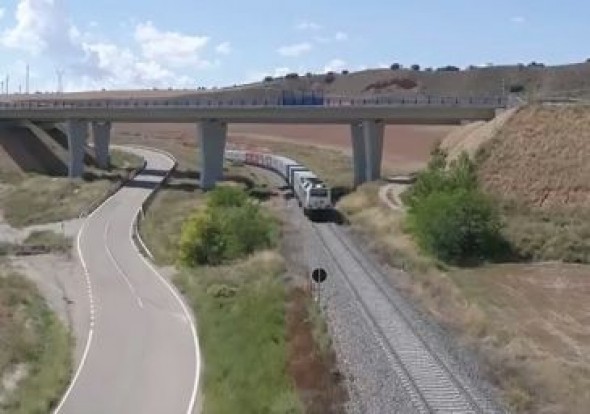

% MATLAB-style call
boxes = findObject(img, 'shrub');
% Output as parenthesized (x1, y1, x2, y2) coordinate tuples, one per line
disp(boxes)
(285, 73, 299, 80)
(324, 71, 336, 84)
(403, 147, 506, 263)
(408, 189, 502, 263)
(402, 149, 477, 208)
(179, 187, 276, 266)
(179, 210, 226, 266)
(528, 61, 545, 68)
(207, 185, 248, 209)
(411, 64, 420, 71)
(341, 69, 349, 75)
(220, 204, 275, 258)
(436, 65, 460, 72)
(264, 76, 274, 82)
(509, 84, 525, 93)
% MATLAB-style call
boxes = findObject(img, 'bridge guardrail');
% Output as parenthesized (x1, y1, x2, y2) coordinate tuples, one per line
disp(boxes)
(0, 95, 507, 111)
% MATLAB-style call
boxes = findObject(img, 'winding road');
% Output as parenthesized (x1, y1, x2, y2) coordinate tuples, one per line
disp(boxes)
(55, 147, 200, 414)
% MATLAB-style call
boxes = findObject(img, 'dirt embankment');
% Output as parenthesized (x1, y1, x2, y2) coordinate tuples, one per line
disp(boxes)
(474, 105, 590, 209)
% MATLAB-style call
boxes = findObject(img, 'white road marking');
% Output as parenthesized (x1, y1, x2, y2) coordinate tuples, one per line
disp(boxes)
(104, 220, 144, 309)
(53, 186, 121, 413)
(53, 147, 200, 414)
(127, 157, 201, 414)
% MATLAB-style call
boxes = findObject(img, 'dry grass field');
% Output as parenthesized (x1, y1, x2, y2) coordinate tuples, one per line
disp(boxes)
(478, 105, 590, 208)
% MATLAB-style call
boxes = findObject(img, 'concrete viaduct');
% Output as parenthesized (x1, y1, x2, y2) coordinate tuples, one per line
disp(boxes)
(0, 96, 505, 188)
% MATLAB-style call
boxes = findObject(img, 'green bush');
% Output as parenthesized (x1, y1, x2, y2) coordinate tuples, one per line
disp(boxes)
(404, 147, 506, 263)
(403, 149, 477, 208)
(206, 185, 249, 209)
(178, 187, 276, 267)
(408, 189, 503, 263)
(178, 210, 227, 266)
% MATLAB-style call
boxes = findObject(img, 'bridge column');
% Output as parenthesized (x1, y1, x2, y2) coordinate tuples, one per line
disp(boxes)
(363, 120, 385, 181)
(350, 122, 366, 187)
(66, 120, 88, 178)
(198, 120, 227, 190)
(92, 121, 111, 169)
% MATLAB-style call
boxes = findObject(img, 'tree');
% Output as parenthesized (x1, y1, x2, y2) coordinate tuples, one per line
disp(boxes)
(411, 64, 420, 71)
(178, 211, 226, 266)
(285, 73, 299, 80)
(390, 63, 401, 70)
(509, 84, 525, 93)
(263, 76, 274, 82)
(408, 189, 502, 263)
(341, 69, 349, 75)
(436, 65, 460, 72)
(324, 72, 336, 84)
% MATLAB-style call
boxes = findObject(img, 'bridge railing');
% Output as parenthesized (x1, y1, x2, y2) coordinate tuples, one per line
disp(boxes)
(0, 95, 507, 111)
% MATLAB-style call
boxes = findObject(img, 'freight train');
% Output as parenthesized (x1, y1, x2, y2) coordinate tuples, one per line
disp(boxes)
(225, 149, 332, 216)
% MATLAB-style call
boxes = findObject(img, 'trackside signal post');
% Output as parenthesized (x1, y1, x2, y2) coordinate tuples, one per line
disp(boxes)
(311, 267, 328, 303)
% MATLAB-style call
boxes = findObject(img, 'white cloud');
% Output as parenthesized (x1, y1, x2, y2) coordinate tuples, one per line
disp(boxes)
(215, 41, 232, 55)
(277, 42, 312, 57)
(0, 8, 5, 19)
(0, 1, 218, 90)
(334, 31, 348, 41)
(511, 16, 526, 24)
(315, 31, 349, 44)
(324, 59, 347, 73)
(134, 21, 210, 68)
(2, 0, 78, 55)
(296, 21, 321, 31)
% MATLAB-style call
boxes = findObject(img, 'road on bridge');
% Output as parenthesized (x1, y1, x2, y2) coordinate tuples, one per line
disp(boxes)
(55, 147, 200, 414)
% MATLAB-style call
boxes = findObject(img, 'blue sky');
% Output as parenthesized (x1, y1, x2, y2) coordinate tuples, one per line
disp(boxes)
(0, 0, 588, 92)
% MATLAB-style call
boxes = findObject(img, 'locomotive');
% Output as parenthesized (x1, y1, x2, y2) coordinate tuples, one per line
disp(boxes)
(225, 149, 332, 216)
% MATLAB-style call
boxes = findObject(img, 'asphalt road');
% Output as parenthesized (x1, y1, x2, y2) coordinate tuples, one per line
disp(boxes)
(55, 147, 199, 414)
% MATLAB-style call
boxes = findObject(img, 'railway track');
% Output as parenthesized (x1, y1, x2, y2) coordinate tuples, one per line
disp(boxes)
(311, 222, 500, 414)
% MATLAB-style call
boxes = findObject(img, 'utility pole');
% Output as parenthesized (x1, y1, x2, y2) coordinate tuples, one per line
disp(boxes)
(5, 75, 9, 95)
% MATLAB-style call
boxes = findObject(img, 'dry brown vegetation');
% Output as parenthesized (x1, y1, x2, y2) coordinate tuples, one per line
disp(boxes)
(335, 104, 590, 412)
(478, 105, 590, 209)
(338, 183, 590, 413)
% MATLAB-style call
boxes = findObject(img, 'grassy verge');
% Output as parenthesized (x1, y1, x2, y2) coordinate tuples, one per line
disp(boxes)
(0, 269, 72, 413)
(139, 188, 203, 265)
(0, 148, 143, 227)
(141, 181, 301, 412)
(338, 183, 590, 413)
(176, 251, 302, 413)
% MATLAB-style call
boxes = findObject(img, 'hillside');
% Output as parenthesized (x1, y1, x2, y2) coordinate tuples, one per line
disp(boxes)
(4, 61, 590, 103)
(441, 103, 590, 263)
(476, 105, 590, 209)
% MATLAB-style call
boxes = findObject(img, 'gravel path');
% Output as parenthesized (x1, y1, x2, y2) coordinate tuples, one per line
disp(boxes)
(378, 183, 407, 212)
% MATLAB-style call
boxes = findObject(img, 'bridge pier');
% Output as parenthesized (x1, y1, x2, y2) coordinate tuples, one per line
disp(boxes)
(351, 123, 367, 187)
(198, 120, 227, 190)
(364, 120, 384, 181)
(66, 120, 88, 178)
(92, 121, 111, 169)
(350, 120, 385, 187)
